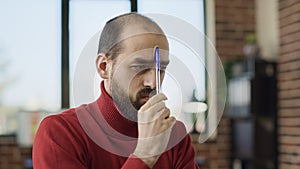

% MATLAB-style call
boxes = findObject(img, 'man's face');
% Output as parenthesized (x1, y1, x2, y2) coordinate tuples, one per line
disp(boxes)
(109, 34, 169, 121)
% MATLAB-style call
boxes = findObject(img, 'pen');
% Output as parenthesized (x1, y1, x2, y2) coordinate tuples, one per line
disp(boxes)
(154, 46, 161, 94)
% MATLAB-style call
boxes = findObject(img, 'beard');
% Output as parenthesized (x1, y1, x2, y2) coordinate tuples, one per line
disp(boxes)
(111, 79, 155, 122)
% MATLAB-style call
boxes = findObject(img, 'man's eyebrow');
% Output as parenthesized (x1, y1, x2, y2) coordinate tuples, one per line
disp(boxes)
(132, 58, 170, 65)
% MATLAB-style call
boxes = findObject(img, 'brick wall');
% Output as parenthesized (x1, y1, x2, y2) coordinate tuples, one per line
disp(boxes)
(215, 0, 256, 61)
(0, 135, 32, 169)
(191, 0, 256, 169)
(192, 119, 232, 169)
(278, 0, 300, 169)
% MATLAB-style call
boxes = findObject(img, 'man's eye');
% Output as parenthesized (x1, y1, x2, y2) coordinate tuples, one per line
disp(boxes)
(131, 65, 146, 71)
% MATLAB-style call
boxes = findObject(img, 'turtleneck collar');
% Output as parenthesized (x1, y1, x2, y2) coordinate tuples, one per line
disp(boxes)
(96, 81, 138, 138)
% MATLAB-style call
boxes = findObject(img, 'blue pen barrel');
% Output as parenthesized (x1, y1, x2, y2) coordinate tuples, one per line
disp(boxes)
(155, 47, 161, 94)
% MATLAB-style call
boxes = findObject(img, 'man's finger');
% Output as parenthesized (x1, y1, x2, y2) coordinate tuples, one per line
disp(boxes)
(138, 102, 166, 123)
(160, 108, 170, 120)
(160, 116, 176, 133)
(139, 93, 167, 112)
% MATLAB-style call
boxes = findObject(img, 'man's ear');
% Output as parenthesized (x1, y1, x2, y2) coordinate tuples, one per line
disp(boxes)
(96, 53, 110, 79)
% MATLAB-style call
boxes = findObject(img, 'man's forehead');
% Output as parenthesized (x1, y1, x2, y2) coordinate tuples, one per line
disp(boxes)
(121, 34, 169, 52)
(111, 30, 169, 65)
(114, 45, 169, 66)
(120, 25, 166, 43)
(121, 46, 169, 61)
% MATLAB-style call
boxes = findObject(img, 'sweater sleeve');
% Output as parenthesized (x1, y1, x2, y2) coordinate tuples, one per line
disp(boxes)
(33, 115, 88, 169)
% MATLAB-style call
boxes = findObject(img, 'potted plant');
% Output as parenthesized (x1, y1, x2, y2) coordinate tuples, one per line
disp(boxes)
(243, 33, 260, 58)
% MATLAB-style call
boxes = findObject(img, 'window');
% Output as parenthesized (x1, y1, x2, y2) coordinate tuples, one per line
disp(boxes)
(0, 0, 61, 111)
(69, 0, 131, 107)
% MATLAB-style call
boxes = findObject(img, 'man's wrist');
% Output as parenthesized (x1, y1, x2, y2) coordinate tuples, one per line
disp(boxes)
(132, 153, 159, 168)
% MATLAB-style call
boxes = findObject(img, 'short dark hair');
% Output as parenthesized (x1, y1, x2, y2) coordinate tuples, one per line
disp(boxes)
(98, 12, 165, 60)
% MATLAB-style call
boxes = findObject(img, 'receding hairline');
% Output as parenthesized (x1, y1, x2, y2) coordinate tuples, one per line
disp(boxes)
(108, 13, 164, 33)
(109, 13, 166, 45)
(98, 12, 168, 58)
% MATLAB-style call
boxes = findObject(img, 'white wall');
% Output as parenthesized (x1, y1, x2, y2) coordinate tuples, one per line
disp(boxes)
(255, 0, 279, 61)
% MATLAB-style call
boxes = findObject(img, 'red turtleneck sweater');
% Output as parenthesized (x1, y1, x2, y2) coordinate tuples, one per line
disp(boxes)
(33, 82, 199, 169)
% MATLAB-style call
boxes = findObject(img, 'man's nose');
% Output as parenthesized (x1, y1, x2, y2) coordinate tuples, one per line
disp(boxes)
(143, 68, 156, 89)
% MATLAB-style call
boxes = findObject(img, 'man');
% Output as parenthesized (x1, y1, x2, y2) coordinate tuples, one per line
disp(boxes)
(33, 12, 199, 169)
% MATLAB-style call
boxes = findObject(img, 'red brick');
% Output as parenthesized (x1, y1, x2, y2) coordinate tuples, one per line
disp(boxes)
(0, 146, 14, 155)
(218, 159, 231, 168)
(278, 58, 300, 72)
(281, 31, 300, 44)
(280, 12, 300, 28)
(279, 2, 300, 19)
(278, 70, 300, 81)
(216, 8, 236, 19)
(279, 144, 300, 154)
(278, 79, 300, 90)
(279, 1, 300, 168)
(279, 49, 300, 63)
(0, 158, 9, 168)
(280, 22, 300, 37)
(217, 145, 231, 152)
(278, 117, 300, 126)
(279, 154, 300, 164)
(279, 0, 300, 10)
(217, 47, 243, 56)
(279, 108, 300, 117)
(0, 137, 16, 145)
(280, 40, 300, 55)
(279, 163, 300, 169)
(214, 151, 231, 158)
(279, 126, 300, 136)
(216, 0, 254, 9)
(278, 88, 300, 99)
(279, 135, 300, 145)
(216, 136, 231, 145)
(217, 125, 231, 134)
(216, 31, 246, 41)
(217, 12, 254, 25)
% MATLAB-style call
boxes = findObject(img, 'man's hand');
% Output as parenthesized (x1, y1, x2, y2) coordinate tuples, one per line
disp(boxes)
(133, 93, 176, 168)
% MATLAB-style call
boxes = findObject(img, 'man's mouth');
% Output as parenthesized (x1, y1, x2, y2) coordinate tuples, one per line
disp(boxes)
(134, 88, 156, 109)
(138, 93, 151, 107)
(140, 94, 150, 102)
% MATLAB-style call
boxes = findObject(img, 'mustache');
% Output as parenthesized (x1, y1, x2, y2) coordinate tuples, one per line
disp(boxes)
(136, 88, 156, 99)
